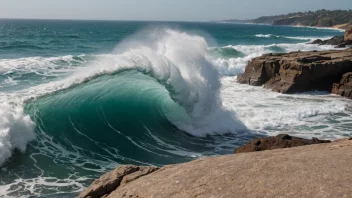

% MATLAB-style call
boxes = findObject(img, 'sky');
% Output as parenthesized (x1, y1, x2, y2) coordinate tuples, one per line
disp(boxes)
(0, 0, 351, 21)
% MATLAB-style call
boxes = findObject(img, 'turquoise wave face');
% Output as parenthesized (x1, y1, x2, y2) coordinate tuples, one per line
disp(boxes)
(210, 47, 246, 58)
(0, 70, 254, 196)
(25, 71, 204, 165)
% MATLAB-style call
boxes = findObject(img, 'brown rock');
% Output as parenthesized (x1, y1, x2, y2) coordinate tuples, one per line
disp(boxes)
(332, 72, 352, 99)
(237, 48, 352, 94)
(309, 39, 324, 45)
(78, 139, 352, 198)
(309, 36, 345, 46)
(344, 25, 352, 44)
(234, 134, 330, 153)
(325, 36, 344, 45)
(77, 165, 159, 198)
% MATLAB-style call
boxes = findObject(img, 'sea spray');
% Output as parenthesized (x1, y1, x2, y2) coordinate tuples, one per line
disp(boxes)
(0, 101, 36, 165)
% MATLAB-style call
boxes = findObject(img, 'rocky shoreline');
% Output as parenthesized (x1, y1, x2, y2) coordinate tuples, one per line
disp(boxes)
(76, 26, 352, 198)
(237, 25, 352, 99)
(78, 136, 352, 198)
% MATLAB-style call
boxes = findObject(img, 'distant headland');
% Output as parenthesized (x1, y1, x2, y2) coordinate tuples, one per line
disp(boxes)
(219, 9, 352, 29)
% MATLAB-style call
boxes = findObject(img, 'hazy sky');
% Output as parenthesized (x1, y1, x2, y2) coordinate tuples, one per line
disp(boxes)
(1, 0, 351, 21)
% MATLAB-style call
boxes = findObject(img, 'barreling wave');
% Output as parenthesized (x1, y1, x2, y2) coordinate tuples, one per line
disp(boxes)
(0, 28, 342, 167)
(0, 29, 248, 167)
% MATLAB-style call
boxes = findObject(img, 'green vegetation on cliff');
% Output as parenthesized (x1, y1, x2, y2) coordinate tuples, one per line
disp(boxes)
(224, 10, 352, 29)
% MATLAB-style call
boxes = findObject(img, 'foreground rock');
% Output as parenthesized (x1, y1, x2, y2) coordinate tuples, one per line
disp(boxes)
(78, 139, 352, 198)
(237, 48, 352, 95)
(235, 134, 330, 153)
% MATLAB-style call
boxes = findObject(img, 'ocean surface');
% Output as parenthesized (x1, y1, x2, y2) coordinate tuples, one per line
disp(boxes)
(0, 19, 351, 197)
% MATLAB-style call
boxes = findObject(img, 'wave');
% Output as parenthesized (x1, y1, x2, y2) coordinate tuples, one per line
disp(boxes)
(0, 28, 343, 166)
(210, 47, 245, 58)
(255, 34, 279, 38)
(255, 34, 335, 42)
(0, 29, 248, 166)
(211, 42, 339, 76)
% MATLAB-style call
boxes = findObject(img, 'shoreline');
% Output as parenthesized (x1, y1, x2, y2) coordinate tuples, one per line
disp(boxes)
(215, 21, 346, 31)
(78, 136, 352, 198)
(293, 24, 347, 31)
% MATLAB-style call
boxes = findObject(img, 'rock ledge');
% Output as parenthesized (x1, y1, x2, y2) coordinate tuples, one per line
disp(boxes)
(78, 138, 352, 198)
(237, 48, 352, 96)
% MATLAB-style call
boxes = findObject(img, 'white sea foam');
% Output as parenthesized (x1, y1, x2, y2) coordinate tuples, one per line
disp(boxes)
(221, 77, 352, 140)
(0, 97, 36, 165)
(211, 42, 339, 76)
(255, 34, 278, 38)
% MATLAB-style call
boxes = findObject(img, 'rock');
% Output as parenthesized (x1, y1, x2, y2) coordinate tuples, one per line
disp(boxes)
(309, 36, 346, 46)
(77, 165, 159, 198)
(310, 39, 324, 45)
(332, 72, 352, 99)
(325, 36, 344, 45)
(237, 48, 352, 94)
(344, 25, 352, 44)
(234, 134, 330, 153)
(335, 43, 346, 48)
(78, 139, 352, 198)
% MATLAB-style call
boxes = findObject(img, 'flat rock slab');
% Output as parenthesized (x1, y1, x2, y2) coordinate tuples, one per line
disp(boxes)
(78, 139, 352, 198)
(234, 134, 331, 153)
(237, 48, 352, 95)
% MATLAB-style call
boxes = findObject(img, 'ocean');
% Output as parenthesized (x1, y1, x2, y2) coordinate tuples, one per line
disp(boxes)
(0, 19, 351, 197)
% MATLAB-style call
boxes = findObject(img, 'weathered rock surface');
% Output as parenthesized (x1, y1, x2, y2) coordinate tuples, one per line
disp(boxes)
(78, 166, 159, 198)
(344, 25, 352, 44)
(234, 134, 330, 153)
(78, 139, 352, 198)
(237, 48, 352, 94)
(332, 72, 352, 99)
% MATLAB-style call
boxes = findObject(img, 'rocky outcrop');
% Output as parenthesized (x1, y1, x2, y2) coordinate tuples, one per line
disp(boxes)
(310, 39, 324, 45)
(332, 72, 352, 99)
(78, 138, 352, 198)
(309, 26, 352, 47)
(78, 166, 159, 198)
(345, 25, 352, 44)
(237, 48, 352, 94)
(309, 36, 345, 47)
(234, 134, 330, 153)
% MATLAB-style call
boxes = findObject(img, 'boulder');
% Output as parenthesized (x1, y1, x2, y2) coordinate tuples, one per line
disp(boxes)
(335, 43, 346, 48)
(78, 139, 352, 198)
(310, 39, 324, 45)
(237, 48, 352, 94)
(309, 36, 346, 47)
(234, 134, 330, 153)
(325, 36, 344, 45)
(332, 72, 352, 99)
(344, 25, 352, 44)
(77, 165, 159, 198)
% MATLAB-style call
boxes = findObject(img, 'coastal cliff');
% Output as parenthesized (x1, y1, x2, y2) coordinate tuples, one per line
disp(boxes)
(222, 9, 352, 29)
(78, 137, 352, 198)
